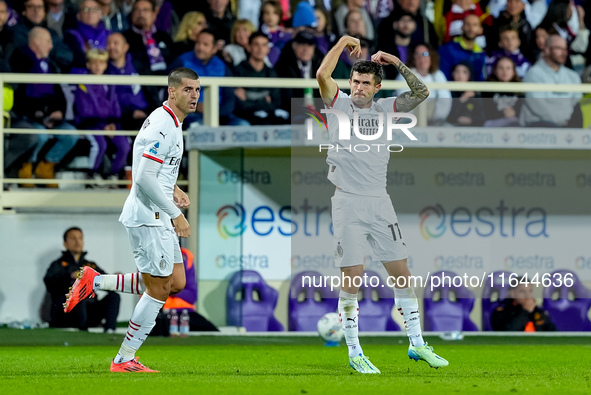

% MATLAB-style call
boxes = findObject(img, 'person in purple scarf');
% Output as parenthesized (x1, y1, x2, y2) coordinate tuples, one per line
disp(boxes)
(106, 32, 149, 130)
(64, 0, 111, 68)
(73, 48, 129, 184)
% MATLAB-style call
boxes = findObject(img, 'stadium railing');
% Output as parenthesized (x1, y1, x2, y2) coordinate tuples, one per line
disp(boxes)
(2, 73, 591, 255)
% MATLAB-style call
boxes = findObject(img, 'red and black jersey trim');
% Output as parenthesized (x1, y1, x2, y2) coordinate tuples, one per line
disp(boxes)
(142, 153, 163, 163)
(331, 89, 339, 108)
(163, 105, 179, 127)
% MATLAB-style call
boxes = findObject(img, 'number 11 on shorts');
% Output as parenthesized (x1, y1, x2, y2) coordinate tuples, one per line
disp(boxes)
(388, 223, 402, 241)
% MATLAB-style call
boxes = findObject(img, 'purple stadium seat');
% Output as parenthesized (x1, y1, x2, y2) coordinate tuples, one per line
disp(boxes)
(423, 271, 478, 331)
(358, 271, 400, 331)
(543, 270, 591, 331)
(289, 271, 338, 331)
(226, 270, 284, 331)
(481, 271, 514, 331)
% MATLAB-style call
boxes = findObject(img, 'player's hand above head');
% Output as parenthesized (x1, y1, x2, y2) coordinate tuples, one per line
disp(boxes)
(371, 51, 399, 66)
(172, 214, 191, 238)
(341, 35, 362, 57)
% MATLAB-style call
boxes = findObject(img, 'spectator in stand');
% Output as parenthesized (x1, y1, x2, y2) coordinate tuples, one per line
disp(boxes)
(520, 34, 581, 127)
(74, 48, 127, 183)
(333, 35, 370, 80)
(123, 0, 173, 110)
(439, 14, 486, 81)
(446, 61, 485, 126)
(106, 32, 149, 131)
(291, 1, 317, 33)
(172, 11, 207, 58)
(10, 27, 78, 187)
(485, 27, 530, 79)
(377, 11, 419, 79)
(533, 26, 548, 61)
(313, 6, 335, 54)
(491, 280, 556, 331)
(364, 0, 394, 27)
(275, 30, 324, 110)
(238, 0, 261, 29)
(488, 0, 534, 61)
(221, 19, 256, 68)
(44, 227, 120, 332)
(116, 0, 135, 18)
(395, 43, 452, 126)
(378, 0, 439, 50)
(45, 0, 78, 38)
(204, 0, 235, 47)
(344, 9, 368, 39)
(170, 29, 246, 127)
(63, 0, 111, 68)
(154, 0, 179, 38)
(483, 56, 523, 127)
(97, 0, 129, 33)
(260, 0, 291, 66)
(444, 0, 486, 43)
(334, 0, 375, 41)
(233, 32, 288, 125)
(538, 0, 578, 51)
(8, 0, 74, 72)
(0, 0, 14, 65)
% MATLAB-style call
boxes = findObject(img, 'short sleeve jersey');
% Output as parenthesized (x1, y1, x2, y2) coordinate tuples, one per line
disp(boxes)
(119, 102, 183, 228)
(325, 90, 397, 197)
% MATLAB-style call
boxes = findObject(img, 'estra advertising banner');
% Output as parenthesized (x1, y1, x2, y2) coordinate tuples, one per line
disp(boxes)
(291, 156, 591, 283)
(199, 153, 292, 281)
(200, 151, 591, 283)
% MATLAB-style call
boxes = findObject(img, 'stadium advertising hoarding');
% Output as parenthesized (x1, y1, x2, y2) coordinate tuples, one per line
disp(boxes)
(198, 150, 591, 283)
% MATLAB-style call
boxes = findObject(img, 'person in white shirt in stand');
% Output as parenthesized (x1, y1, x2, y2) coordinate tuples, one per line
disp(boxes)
(64, 67, 199, 373)
(316, 35, 449, 374)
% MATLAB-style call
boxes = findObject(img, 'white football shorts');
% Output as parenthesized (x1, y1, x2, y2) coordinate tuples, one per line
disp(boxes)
(331, 189, 408, 268)
(125, 226, 182, 277)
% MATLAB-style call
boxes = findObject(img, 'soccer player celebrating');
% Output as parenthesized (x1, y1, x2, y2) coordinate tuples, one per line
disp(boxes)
(315, 36, 449, 373)
(64, 67, 200, 372)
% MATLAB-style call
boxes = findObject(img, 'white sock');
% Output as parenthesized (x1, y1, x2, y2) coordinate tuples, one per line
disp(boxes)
(95, 273, 145, 294)
(394, 287, 424, 347)
(338, 290, 363, 358)
(113, 292, 164, 364)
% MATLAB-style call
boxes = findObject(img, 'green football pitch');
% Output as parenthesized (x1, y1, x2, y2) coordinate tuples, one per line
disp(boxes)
(0, 329, 590, 394)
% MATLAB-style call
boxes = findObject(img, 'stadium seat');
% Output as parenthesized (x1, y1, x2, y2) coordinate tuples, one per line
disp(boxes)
(543, 270, 591, 331)
(358, 271, 400, 331)
(481, 271, 514, 331)
(226, 270, 284, 331)
(423, 271, 478, 331)
(288, 270, 338, 331)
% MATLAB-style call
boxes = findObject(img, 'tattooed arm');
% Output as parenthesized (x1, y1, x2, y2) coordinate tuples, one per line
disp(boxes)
(370, 51, 430, 112)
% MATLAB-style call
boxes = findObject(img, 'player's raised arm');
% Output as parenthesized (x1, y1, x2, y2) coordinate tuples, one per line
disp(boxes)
(371, 51, 430, 112)
(316, 35, 362, 106)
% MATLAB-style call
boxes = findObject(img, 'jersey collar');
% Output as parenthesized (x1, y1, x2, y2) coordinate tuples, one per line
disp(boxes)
(162, 101, 180, 128)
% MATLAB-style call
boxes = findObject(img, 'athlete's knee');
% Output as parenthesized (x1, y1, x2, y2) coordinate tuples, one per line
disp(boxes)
(170, 278, 186, 295)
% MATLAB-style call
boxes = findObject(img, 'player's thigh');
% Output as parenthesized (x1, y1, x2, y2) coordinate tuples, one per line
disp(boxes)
(332, 194, 367, 268)
(368, 196, 408, 262)
(170, 238, 185, 294)
(126, 226, 176, 277)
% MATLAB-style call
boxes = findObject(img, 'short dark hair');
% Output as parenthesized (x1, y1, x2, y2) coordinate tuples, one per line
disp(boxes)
(168, 67, 199, 87)
(198, 28, 217, 42)
(350, 60, 384, 85)
(133, 0, 156, 12)
(63, 227, 82, 242)
(249, 31, 268, 45)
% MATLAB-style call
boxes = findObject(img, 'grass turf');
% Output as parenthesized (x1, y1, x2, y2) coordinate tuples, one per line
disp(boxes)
(0, 329, 590, 394)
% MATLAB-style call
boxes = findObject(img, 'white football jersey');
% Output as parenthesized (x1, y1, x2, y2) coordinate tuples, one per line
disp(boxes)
(325, 90, 397, 197)
(119, 102, 183, 228)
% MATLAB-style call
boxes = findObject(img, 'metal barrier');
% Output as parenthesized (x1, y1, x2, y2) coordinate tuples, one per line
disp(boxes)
(2, 73, 591, 254)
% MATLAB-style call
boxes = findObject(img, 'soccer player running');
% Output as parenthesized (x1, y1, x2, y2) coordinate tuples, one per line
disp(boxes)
(64, 67, 200, 372)
(316, 36, 448, 373)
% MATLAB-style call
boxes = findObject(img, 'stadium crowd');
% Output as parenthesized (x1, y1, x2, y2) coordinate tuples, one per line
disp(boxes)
(3, 0, 591, 186)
